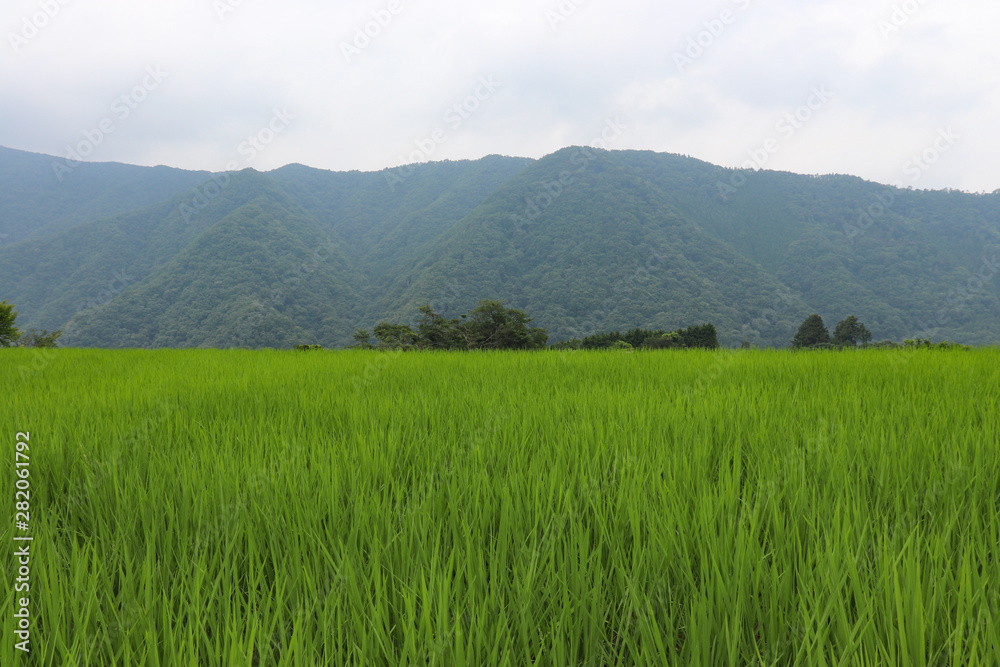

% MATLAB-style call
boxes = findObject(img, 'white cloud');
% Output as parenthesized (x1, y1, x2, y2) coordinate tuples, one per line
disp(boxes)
(2, 0, 997, 191)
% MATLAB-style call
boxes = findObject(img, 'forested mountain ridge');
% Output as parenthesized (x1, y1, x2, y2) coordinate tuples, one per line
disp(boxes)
(0, 145, 211, 246)
(1, 145, 997, 348)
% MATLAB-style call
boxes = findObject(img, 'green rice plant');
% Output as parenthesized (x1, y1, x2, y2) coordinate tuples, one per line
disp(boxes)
(0, 347, 998, 665)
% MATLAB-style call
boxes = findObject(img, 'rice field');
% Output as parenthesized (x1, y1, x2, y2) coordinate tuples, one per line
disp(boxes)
(2, 347, 999, 666)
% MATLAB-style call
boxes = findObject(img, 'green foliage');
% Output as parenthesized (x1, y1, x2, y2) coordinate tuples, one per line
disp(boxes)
(415, 304, 468, 350)
(465, 299, 548, 350)
(0, 145, 211, 246)
(580, 331, 631, 350)
(20, 328, 62, 348)
(642, 331, 683, 349)
(351, 328, 375, 350)
(293, 344, 323, 351)
(840, 336, 971, 351)
(832, 315, 873, 348)
(676, 323, 720, 349)
(372, 322, 418, 350)
(3, 348, 999, 663)
(2, 146, 999, 349)
(901, 337, 973, 350)
(582, 329, 670, 349)
(578, 323, 718, 350)
(364, 300, 548, 351)
(792, 314, 832, 349)
(0, 299, 21, 347)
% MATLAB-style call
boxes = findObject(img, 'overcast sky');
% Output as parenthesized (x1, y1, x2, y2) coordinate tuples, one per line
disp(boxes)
(3, 0, 998, 192)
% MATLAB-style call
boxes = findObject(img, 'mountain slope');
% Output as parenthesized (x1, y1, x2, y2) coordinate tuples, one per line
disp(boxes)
(371, 147, 813, 344)
(269, 156, 533, 275)
(0, 146, 210, 246)
(61, 171, 364, 348)
(1, 145, 997, 348)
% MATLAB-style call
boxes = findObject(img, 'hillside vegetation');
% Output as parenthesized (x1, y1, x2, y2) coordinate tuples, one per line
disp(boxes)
(1, 146, 997, 348)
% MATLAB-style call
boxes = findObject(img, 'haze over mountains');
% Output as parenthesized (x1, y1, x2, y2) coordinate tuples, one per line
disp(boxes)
(2, 144, 998, 349)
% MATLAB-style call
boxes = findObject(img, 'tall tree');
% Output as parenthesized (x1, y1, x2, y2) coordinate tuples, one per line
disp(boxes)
(792, 314, 831, 349)
(0, 300, 21, 347)
(466, 300, 547, 350)
(832, 315, 872, 348)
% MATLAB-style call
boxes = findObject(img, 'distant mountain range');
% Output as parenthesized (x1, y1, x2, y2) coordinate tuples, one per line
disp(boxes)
(2, 144, 998, 348)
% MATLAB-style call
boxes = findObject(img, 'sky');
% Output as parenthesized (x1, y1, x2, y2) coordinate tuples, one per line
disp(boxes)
(2, 0, 999, 193)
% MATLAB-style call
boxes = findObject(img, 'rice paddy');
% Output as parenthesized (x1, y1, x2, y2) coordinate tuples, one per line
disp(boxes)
(2, 347, 999, 665)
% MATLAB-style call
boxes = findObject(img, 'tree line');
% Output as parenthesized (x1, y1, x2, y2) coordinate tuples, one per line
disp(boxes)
(351, 300, 549, 351)
(0, 296, 973, 352)
(552, 323, 719, 350)
(790, 314, 970, 350)
(346, 301, 724, 352)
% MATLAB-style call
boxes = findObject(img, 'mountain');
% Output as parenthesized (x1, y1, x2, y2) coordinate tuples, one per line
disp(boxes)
(59, 171, 365, 349)
(370, 147, 810, 344)
(0, 145, 211, 246)
(1, 145, 998, 348)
